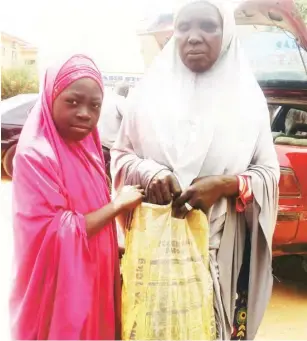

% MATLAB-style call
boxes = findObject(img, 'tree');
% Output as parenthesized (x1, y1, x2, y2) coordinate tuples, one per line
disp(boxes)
(296, 0, 307, 22)
(1, 67, 39, 100)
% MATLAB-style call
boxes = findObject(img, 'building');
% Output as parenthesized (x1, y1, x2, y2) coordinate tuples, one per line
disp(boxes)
(1, 32, 38, 69)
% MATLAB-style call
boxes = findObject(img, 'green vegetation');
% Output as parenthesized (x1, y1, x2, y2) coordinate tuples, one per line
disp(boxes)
(1, 67, 39, 100)
(296, 0, 307, 22)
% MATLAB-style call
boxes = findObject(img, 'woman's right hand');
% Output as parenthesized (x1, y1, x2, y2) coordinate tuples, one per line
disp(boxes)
(147, 170, 182, 205)
(114, 185, 145, 212)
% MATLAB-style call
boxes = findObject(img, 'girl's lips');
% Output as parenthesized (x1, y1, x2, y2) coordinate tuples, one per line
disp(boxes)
(71, 125, 90, 132)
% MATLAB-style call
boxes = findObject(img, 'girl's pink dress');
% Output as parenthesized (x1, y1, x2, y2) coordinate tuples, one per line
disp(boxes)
(10, 55, 121, 340)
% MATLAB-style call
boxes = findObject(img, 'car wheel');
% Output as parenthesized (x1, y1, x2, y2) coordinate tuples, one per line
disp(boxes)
(3, 143, 17, 178)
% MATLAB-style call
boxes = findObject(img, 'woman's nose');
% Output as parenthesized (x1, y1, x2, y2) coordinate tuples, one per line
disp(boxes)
(188, 30, 203, 45)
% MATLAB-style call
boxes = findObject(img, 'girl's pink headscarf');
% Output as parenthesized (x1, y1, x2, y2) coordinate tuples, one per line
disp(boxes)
(11, 55, 121, 340)
(18, 54, 105, 179)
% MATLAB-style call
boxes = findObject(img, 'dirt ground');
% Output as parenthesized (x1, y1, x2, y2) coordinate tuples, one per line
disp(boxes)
(1, 179, 307, 340)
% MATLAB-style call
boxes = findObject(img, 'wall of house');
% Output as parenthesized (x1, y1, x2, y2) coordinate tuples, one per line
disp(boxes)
(1, 33, 38, 69)
(1, 34, 22, 68)
(20, 49, 38, 67)
(139, 34, 163, 69)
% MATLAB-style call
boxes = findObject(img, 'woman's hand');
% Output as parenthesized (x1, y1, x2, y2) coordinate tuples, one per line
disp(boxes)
(114, 185, 145, 212)
(147, 170, 182, 205)
(173, 175, 238, 218)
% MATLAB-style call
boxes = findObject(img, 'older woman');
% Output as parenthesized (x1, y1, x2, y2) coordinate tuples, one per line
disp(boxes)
(10, 55, 143, 340)
(112, 1, 279, 340)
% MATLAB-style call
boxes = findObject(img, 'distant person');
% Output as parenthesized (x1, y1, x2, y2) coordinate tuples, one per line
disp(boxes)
(98, 82, 130, 177)
(10, 55, 143, 340)
(114, 81, 130, 98)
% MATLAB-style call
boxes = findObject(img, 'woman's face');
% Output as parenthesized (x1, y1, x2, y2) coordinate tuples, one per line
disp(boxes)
(175, 2, 223, 73)
(52, 78, 103, 141)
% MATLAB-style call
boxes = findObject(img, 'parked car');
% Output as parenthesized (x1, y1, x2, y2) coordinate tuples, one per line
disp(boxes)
(137, 0, 307, 257)
(1, 93, 112, 180)
(1, 94, 38, 177)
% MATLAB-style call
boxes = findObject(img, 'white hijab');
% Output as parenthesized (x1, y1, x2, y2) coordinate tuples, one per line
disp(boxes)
(127, 0, 269, 189)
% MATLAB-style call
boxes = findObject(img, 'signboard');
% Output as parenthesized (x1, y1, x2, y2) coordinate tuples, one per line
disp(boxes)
(101, 73, 143, 87)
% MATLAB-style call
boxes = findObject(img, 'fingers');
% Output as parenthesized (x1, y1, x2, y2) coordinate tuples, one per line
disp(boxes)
(153, 181, 164, 204)
(147, 172, 182, 205)
(173, 188, 192, 208)
(148, 190, 157, 204)
(169, 176, 182, 200)
(148, 179, 171, 205)
(173, 200, 195, 219)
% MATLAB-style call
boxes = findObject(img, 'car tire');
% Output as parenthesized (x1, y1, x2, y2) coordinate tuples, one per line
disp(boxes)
(3, 143, 17, 178)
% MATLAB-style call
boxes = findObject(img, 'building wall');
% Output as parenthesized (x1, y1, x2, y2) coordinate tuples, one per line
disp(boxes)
(1, 32, 38, 69)
(20, 49, 38, 66)
(139, 34, 163, 69)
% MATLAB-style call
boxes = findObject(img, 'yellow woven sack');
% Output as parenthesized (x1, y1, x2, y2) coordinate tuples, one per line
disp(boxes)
(121, 203, 216, 340)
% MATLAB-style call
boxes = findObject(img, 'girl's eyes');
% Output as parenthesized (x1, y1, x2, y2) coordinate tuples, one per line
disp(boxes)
(66, 99, 78, 106)
(92, 103, 101, 109)
(65, 99, 101, 109)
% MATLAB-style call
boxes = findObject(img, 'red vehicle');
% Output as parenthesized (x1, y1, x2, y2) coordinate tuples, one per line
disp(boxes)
(138, 0, 307, 257)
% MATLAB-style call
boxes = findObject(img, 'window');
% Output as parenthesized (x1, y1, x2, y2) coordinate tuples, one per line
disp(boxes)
(268, 105, 280, 124)
(238, 25, 307, 84)
(25, 59, 36, 65)
(12, 41, 17, 49)
(12, 50, 17, 60)
(2, 46, 5, 56)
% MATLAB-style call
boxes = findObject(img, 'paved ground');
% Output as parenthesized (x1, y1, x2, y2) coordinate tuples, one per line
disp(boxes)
(1, 179, 307, 339)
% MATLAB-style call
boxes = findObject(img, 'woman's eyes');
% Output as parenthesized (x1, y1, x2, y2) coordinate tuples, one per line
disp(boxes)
(200, 22, 219, 33)
(177, 21, 219, 34)
(178, 23, 190, 32)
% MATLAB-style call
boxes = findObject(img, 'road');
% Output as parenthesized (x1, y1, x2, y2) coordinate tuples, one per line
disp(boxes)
(1, 179, 307, 340)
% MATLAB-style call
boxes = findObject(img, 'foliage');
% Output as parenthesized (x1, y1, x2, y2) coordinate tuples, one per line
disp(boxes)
(296, 0, 307, 22)
(1, 67, 39, 100)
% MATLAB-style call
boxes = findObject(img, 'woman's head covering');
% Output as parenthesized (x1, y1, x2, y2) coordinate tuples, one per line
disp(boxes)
(129, 0, 269, 188)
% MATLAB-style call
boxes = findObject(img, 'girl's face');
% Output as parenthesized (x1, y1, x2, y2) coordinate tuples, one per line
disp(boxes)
(52, 78, 103, 141)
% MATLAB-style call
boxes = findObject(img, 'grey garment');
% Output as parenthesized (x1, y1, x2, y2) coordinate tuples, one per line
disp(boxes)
(209, 214, 228, 340)
(214, 165, 278, 340)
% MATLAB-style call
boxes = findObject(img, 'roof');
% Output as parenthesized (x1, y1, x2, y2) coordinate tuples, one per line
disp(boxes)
(1, 31, 37, 50)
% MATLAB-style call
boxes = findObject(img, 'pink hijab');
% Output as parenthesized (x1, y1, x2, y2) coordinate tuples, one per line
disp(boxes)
(11, 55, 121, 339)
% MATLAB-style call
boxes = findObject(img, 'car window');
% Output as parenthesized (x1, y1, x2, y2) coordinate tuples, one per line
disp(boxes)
(237, 26, 307, 85)
(268, 105, 280, 124)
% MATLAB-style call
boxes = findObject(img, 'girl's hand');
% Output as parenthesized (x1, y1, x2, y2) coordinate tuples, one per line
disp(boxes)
(114, 185, 145, 212)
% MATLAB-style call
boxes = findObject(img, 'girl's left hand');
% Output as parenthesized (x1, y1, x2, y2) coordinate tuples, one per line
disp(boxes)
(173, 176, 225, 218)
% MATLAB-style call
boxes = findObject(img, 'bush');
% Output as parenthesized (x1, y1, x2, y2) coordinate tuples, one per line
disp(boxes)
(1, 67, 39, 100)
(296, 0, 307, 23)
